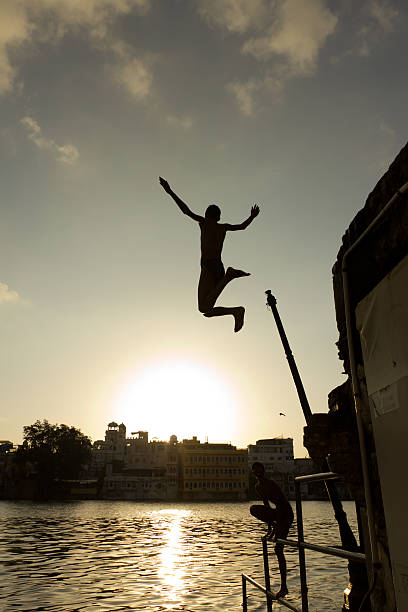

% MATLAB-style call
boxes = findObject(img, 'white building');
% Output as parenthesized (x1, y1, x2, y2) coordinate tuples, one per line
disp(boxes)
(92, 423, 178, 500)
(92, 421, 127, 470)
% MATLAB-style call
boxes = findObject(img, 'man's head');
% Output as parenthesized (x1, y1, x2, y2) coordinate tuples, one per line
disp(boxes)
(252, 462, 265, 479)
(205, 204, 221, 221)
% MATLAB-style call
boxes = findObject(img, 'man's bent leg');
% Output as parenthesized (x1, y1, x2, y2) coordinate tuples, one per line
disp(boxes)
(198, 269, 246, 332)
(198, 267, 250, 312)
(275, 542, 289, 598)
(274, 517, 293, 598)
(225, 267, 250, 281)
(204, 306, 245, 332)
(250, 505, 277, 524)
(205, 267, 250, 307)
(198, 267, 217, 313)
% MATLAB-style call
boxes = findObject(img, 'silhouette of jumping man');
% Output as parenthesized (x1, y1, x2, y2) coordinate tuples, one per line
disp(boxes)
(159, 177, 259, 332)
(250, 462, 294, 599)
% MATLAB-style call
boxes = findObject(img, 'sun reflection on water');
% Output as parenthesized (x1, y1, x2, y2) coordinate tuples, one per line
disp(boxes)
(153, 509, 190, 607)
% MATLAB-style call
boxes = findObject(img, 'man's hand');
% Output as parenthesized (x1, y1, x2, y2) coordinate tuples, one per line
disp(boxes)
(159, 177, 172, 194)
(251, 204, 260, 218)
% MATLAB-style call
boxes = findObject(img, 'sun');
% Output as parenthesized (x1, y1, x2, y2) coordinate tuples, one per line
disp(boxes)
(114, 359, 238, 442)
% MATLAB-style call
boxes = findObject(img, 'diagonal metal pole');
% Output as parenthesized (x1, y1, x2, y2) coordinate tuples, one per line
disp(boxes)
(265, 290, 358, 552)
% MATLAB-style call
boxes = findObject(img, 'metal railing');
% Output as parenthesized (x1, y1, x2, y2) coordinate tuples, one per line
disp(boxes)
(242, 472, 366, 611)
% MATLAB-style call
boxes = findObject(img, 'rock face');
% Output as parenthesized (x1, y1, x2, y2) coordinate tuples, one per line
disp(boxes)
(333, 142, 408, 375)
(304, 142, 408, 612)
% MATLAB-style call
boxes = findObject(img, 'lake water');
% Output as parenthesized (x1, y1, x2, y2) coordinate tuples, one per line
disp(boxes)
(0, 500, 358, 611)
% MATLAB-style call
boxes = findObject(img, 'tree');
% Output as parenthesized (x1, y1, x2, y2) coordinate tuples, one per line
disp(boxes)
(16, 419, 92, 480)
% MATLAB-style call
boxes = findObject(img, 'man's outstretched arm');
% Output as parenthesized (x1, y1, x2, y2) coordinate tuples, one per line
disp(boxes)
(159, 177, 203, 222)
(223, 204, 260, 231)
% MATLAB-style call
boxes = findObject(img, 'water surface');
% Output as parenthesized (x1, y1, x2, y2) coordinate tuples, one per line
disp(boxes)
(0, 500, 357, 611)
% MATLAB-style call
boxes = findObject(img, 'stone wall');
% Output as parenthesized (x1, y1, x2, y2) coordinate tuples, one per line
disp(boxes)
(333, 142, 408, 373)
(304, 142, 408, 612)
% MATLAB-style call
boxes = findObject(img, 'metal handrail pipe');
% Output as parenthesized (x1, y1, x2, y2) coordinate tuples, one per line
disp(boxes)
(295, 481, 309, 612)
(295, 472, 340, 483)
(275, 537, 366, 562)
(241, 574, 302, 612)
(272, 596, 302, 611)
(342, 180, 408, 570)
(242, 573, 268, 591)
(242, 574, 248, 612)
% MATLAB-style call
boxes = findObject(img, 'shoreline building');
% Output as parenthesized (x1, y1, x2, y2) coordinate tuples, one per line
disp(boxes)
(92, 423, 178, 500)
(92, 424, 248, 501)
(178, 436, 248, 501)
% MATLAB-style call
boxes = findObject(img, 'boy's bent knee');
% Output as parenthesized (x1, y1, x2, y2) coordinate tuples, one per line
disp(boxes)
(198, 302, 208, 314)
(198, 297, 213, 314)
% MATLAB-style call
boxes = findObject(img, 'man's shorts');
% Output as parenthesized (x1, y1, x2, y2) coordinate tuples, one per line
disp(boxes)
(201, 258, 225, 284)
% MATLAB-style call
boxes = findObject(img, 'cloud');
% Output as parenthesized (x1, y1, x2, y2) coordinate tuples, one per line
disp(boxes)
(0, 0, 151, 96)
(227, 79, 258, 116)
(197, 0, 268, 33)
(0, 282, 20, 304)
(355, 0, 398, 57)
(197, 0, 337, 73)
(243, 0, 338, 75)
(0, 2, 32, 95)
(109, 41, 153, 100)
(21, 116, 79, 164)
(227, 71, 285, 115)
(166, 115, 194, 130)
(112, 56, 153, 100)
(368, 0, 397, 32)
(32, 0, 151, 39)
(199, 0, 337, 114)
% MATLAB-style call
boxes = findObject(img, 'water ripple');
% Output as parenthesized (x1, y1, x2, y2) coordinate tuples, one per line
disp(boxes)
(0, 500, 357, 611)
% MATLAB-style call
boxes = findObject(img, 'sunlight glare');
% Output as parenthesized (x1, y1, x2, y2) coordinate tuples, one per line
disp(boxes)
(114, 359, 238, 441)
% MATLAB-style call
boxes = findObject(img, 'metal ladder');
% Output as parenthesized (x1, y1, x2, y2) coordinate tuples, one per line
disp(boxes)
(242, 472, 366, 612)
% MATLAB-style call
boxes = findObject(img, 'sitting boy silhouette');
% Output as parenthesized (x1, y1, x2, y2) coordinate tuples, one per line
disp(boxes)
(250, 461, 294, 598)
(159, 177, 259, 332)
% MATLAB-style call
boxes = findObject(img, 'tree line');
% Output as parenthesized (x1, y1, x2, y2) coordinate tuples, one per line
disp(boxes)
(16, 419, 92, 480)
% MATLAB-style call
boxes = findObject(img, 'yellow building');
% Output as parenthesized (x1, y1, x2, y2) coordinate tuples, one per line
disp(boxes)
(178, 437, 248, 500)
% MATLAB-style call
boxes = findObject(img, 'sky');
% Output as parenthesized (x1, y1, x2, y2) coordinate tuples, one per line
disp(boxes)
(1, 0, 407, 457)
